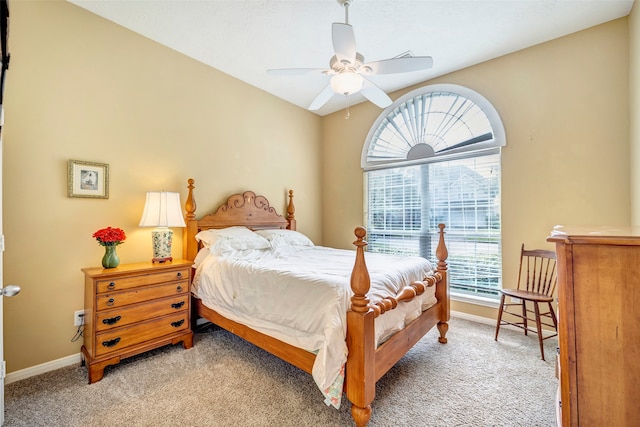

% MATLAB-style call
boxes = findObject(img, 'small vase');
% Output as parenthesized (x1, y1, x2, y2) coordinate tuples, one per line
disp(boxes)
(102, 245, 120, 269)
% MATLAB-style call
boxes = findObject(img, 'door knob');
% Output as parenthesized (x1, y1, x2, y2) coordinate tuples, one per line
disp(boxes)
(1, 285, 21, 297)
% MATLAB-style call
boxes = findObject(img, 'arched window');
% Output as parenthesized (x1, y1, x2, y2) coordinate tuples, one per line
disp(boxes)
(362, 84, 505, 301)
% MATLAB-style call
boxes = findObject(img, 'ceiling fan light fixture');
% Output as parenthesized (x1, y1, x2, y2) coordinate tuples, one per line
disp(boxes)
(330, 72, 364, 96)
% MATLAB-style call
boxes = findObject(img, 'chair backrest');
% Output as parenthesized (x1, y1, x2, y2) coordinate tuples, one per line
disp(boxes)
(517, 244, 557, 296)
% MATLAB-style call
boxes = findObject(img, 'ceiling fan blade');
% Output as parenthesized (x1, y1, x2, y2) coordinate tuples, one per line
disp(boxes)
(360, 79, 392, 109)
(308, 84, 335, 111)
(332, 23, 356, 65)
(362, 56, 433, 75)
(267, 68, 327, 76)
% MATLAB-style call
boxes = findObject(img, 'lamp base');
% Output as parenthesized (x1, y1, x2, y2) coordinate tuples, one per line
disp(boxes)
(151, 228, 174, 264)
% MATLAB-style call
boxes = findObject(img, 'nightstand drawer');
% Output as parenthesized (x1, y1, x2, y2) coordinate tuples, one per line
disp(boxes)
(96, 294, 189, 332)
(95, 311, 189, 357)
(96, 281, 188, 311)
(96, 268, 189, 293)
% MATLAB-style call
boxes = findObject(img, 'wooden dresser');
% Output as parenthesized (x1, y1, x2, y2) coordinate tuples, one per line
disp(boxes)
(81, 260, 193, 383)
(547, 226, 640, 426)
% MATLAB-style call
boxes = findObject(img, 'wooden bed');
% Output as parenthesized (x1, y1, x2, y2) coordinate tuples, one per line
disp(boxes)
(182, 178, 450, 427)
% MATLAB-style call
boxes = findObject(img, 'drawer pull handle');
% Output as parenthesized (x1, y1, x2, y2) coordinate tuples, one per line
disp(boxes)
(176, 285, 183, 292)
(102, 337, 121, 348)
(171, 301, 185, 309)
(106, 298, 115, 307)
(176, 272, 183, 278)
(107, 282, 116, 290)
(171, 319, 185, 328)
(102, 315, 121, 325)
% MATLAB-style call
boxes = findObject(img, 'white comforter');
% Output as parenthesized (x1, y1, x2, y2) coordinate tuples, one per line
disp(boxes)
(192, 245, 436, 406)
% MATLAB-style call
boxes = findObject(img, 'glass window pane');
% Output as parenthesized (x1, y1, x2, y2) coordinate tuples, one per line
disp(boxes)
(363, 86, 505, 170)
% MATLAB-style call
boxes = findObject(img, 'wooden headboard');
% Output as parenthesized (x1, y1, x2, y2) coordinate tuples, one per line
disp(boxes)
(182, 178, 296, 261)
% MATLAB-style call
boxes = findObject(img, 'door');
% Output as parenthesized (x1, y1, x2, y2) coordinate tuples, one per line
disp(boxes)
(0, 109, 19, 427)
(0, 105, 5, 425)
(0, 2, 13, 424)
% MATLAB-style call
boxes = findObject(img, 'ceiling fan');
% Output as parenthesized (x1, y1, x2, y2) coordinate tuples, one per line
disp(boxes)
(267, 0, 433, 111)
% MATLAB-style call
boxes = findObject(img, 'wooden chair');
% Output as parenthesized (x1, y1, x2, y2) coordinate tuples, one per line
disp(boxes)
(494, 244, 558, 360)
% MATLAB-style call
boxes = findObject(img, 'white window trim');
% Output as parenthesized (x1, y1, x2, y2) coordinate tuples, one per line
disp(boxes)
(362, 83, 506, 171)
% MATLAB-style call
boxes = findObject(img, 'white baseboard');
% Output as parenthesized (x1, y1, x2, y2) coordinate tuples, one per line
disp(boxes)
(4, 311, 550, 384)
(5, 353, 81, 385)
(451, 310, 495, 325)
(452, 309, 556, 338)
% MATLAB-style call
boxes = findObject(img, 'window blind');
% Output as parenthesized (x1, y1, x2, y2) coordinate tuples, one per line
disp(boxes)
(365, 154, 502, 297)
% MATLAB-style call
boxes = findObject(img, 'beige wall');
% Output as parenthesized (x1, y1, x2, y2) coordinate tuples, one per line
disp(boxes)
(322, 18, 630, 318)
(2, 1, 322, 372)
(631, 2, 640, 225)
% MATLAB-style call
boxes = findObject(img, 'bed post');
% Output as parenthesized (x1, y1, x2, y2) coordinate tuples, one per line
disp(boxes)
(346, 227, 375, 427)
(436, 223, 449, 343)
(183, 178, 199, 262)
(286, 189, 296, 231)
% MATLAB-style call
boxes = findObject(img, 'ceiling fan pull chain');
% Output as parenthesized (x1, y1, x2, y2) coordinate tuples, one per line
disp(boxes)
(344, 95, 350, 120)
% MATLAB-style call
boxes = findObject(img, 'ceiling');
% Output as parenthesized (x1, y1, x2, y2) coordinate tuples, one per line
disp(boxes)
(68, 0, 634, 116)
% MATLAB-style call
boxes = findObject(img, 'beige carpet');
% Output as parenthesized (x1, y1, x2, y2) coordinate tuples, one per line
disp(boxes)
(4, 317, 558, 426)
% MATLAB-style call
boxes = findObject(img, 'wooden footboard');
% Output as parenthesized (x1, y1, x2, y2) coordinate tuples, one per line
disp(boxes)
(345, 225, 449, 427)
(183, 179, 449, 427)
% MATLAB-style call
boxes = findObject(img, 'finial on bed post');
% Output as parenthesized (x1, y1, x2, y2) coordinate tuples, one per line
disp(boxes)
(183, 178, 198, 261)
(350, 227, 371, 313)
(436, 223, 448, 270)
(185, 179, 196, 221)
(286, 189, 297, 230)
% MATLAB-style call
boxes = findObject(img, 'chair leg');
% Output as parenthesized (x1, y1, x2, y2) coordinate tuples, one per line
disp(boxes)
(521, 300, 528, 336)
(495, 294, 506, 341)
(534, 302, 545, 361)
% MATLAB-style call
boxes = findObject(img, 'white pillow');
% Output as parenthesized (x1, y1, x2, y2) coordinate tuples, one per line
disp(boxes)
(192, 247, 211, 269)
(195, 226, 271, 252)
(255, 229, 314, 248)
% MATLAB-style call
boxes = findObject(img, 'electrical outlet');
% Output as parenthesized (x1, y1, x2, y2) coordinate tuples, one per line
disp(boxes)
(74, 310, 85, 326)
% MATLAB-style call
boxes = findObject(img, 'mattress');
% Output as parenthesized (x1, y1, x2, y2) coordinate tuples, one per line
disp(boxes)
(192, 244, 437, 407)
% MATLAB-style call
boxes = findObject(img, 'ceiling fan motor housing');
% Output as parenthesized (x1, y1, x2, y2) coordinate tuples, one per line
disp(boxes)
(329, 53, 369, 74)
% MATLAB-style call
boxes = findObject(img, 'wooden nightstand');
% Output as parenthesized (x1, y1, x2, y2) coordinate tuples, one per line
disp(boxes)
(81, 259, 193, 383)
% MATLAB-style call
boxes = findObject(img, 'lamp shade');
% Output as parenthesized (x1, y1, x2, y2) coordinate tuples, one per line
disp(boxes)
(330, 72, 364, 96)
(138, 192, 186, 228)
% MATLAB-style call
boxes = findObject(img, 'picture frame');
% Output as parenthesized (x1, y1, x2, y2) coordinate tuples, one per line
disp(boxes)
(67, 159, 109, 199)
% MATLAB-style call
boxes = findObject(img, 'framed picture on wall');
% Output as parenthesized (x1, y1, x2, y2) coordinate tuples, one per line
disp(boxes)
(67, 159, 109, 199)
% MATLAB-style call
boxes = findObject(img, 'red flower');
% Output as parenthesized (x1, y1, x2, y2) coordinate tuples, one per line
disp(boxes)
(93, 227, 126, 246)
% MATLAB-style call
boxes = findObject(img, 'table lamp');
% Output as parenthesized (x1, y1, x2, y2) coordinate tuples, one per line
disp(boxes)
(138, 191, 186, 263)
